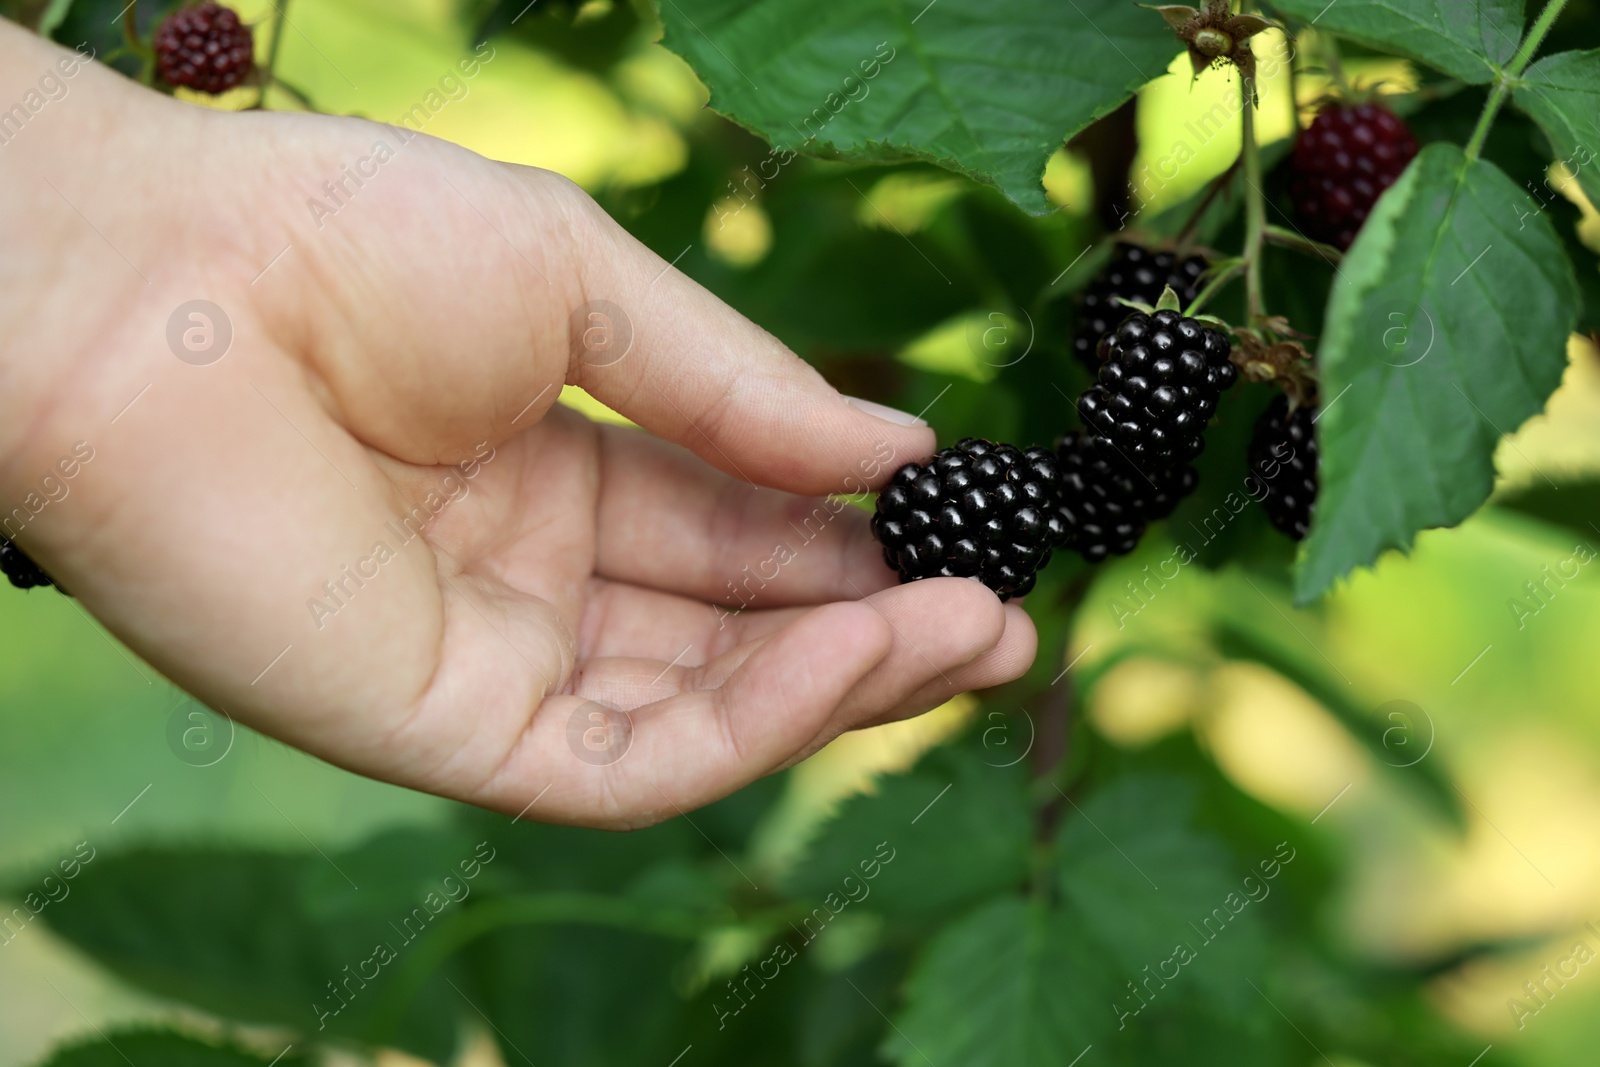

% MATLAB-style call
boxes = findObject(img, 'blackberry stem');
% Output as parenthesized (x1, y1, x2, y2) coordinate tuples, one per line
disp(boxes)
(1465, 0, 1570, 160)
(1183, 258, 1246, 315)
(1263, 223, 1343, 262)
(257, 0, 292, 109)
(1241, 72, 1267, 323)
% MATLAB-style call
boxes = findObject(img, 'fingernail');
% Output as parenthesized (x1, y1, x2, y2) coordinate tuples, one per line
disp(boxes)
(844, 395, 926, 427)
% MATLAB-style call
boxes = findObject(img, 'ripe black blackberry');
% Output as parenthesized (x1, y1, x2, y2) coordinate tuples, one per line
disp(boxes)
(1248, 394, 1319, 540)
(1073, 244, 1208, 371)
(1053, 431, 1198, 562)
(1, 537, 55, 591)
(1077, 308, 1237, 472)
(154, 3, 255, 95)
(872, 439, 1063, 601)
(1288, 103, 1418, 251)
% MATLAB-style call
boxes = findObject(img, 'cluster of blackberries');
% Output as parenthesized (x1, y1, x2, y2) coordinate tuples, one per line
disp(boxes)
(154, 3, 255, 95)
(1073, 243, 1208, 371)
(1289, 103, 1418, 251)
(1078, 309, 1237, 471)
(1248, 394, 1319, 540)
(872, 440, 1063, 600)
(1, 537, 56, 592)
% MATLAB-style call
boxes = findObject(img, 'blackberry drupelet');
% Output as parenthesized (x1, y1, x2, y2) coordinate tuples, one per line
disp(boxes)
(1, 537, 55, 591)
(1053, 431, 1199, 562)
(1073, 244, 1208, 371)
(872, 439, 1064, 601)
(1288, 103, 1418, 251)
(154, 3, 255, 95)
(1076, 308, 1237, 472)
(1248, 393, 1318, 540)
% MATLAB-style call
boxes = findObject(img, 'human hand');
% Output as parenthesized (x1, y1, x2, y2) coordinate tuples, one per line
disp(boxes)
(0, 22, 1036, 828)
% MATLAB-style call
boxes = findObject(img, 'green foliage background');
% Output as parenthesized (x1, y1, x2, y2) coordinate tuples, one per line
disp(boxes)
(2, 0, 1600, 1065)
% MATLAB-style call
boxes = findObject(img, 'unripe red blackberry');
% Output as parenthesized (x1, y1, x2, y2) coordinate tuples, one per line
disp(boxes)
(872, 439, 1064, 600)
(1073, 243, 1208, 371)
(1248, 394, 1318, 540)
(1053, 431, 1199, 562)
(1076, 308, 1237, 472)
(1288, 103, 1418, 251)
(154, 3, 255, 95)
(1, 537, 56, 591)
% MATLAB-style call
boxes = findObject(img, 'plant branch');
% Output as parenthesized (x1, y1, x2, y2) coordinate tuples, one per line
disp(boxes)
(1175, 159, 1240, 248)
(1465, 0, 1570, 160)
(1241, 74, 1266, 323)
(255, 0, 292, 109)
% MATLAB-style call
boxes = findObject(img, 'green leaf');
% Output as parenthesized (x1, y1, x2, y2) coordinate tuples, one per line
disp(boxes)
(24, 834, 478, 1063)
(464, 924, 694, 1067)
(32, 1029, 313, 1067)
(886, 897, 1103, 1065)
(1054, 776, 1267, 1022)
(886, 775, 1271, 1066)
(1297, 143, 1579, 601)
(1266, 0, 1522, 83)
(1515, 49, 1600, 211)
(37, 0, 76, 37)
(780, 742, 1032, 919)
(656, 0, 1182, 214)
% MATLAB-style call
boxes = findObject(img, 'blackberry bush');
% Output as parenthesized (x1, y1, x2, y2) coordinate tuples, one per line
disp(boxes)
(872, 439, 1062, 600)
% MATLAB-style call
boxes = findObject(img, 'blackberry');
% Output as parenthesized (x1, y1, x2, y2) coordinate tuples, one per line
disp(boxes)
(1248, 394, 1318, 540)
(1073, 244, 1208, 371)
(1, 537, 55, 591)
(154, 3, 255, 95)
(1076, 308, 1237, 472)
(872, 439, 1064, 601)
(1053, 431, 1198, 562)
(1288, 103, 1418, 251)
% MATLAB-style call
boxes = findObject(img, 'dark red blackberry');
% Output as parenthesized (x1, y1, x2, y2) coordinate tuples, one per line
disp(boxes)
(1288, 103, 1418, 251)
(1248, 394, 1318, 540)
(1, 537, 55, 591)
(154, 3, 255, 95)
(1053, 431, 1199, 562)
(1076, 309, 1237, 472)
(872, 439, 1063, 601)
(1073, 244, 1208, 371)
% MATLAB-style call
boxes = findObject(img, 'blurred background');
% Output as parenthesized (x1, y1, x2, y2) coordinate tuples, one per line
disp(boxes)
(3, 0, 1600, 1064)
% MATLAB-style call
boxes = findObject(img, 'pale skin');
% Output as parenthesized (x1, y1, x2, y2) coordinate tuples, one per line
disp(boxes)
(0, 21, 1036, 829)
